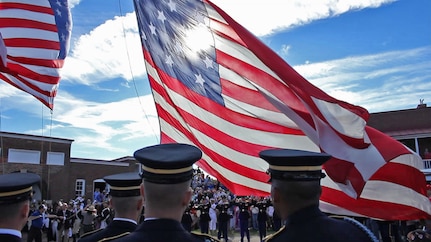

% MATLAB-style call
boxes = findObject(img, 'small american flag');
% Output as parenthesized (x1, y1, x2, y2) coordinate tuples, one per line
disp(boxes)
(0, 0, 72, 109)
(133, 0, 430, 220)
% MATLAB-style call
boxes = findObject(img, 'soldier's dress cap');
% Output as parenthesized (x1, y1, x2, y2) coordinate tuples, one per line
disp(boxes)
(259, 149, 331, 181)
(0, 173, 40, 204)
(134, 143, 202, 184)
(104, 172, 142, 197)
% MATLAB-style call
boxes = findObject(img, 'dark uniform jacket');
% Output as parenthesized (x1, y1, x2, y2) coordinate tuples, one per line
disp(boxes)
(78, 219, 137, 242)
(110, 218, 218, 242)
(0, 233, 22, 242)
(264, 205, 377, 242)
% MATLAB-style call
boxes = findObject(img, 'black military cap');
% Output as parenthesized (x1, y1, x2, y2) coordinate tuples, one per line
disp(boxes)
(134, 143, 202, 184)
(0, 173, 40, 205)
(104, 172, 142, 197)
(259, 149, 331, 181)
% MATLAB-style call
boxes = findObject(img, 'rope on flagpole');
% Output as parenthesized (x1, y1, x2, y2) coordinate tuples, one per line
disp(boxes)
(118, 0, 159, 143)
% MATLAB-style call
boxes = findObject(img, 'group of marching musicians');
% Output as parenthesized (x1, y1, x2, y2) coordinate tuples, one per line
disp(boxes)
(183, 195, 280, 242)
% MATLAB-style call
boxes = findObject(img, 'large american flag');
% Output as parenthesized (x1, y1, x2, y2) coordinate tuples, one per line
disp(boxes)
(0, 0, 71, 109)
(133, 0, 431, 220)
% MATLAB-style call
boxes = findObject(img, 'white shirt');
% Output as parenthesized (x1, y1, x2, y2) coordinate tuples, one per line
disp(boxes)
(0, 228, 22, 238)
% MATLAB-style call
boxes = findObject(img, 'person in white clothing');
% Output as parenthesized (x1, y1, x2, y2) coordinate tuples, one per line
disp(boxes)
(209, 199, 217, 235)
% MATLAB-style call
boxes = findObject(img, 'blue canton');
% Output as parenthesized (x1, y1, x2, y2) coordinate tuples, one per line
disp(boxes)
(135, 0, 224, 105)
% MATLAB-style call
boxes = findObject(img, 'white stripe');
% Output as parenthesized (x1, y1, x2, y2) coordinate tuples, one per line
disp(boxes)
(214, 34, 283, 86)
(204, 2, 228, 25)
(19, 74, 58, 90)
(159, 118, 271, 193)
(8, 58, 61, 77)
(319, 201, 364, 217)
(391, 153, 425, 169)
(218, 65, 301, 128)
(1, 0, 50, 8)
(312, 97, 366, 139)
(322, 175, 431, 215)
(0, 27, 58, 41)
(6, 47, 60, 59)
(0, 9, 55, 25)
(19, 62, 60, 77)
(222, 94, 300, 128)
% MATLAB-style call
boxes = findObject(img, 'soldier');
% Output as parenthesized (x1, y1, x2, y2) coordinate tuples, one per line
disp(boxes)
(196, 198, 211, 234)
(216, 196, 232, 242)
(234, 197, 252, 242)
(109, 143, 218, 242)
(259, 148, 378, 242)
(78, 172, 143, 242)
(256, 197, 271, 241)
(0, 173, 40, 242)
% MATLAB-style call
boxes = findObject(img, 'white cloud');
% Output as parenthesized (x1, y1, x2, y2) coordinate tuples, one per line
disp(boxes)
(294, 47, 431, 112)
(62, 12, 146, 85)
(211, 0, 396, 36)
(48, 91, 160, 159)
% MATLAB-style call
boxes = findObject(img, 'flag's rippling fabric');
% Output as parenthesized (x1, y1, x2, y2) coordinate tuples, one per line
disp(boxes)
(133, 0, 430, 220)
(0, 0, 72, 109)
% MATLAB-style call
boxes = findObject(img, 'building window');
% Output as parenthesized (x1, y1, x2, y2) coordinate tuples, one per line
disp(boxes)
(399, 139, 416, 152)
(418, 137, 431, 159)
(8, 149, 40, 164)
(47, 152, 65, 166)
(75, 179, 85, 197)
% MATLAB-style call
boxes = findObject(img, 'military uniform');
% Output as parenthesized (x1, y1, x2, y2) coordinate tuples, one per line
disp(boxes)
(79, 220, 137, 242)
(109, 218, 218, 241)
(107, 143, 218, 242)
(234, 198, 252, 242)
(0, 173, 40, 242)
(78, 172, 142, 242)
(196, 201, 211, 234)
(216, 200, 232, 241)
(264, 205, 377, 242)
(259, 149, 378, 242)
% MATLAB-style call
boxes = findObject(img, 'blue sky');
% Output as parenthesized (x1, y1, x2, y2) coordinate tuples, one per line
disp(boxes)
(0, 0, 430, 160)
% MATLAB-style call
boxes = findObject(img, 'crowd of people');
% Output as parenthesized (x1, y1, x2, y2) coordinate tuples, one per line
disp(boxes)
(1, 144, 429, 242)
(20, 167, 430, 242)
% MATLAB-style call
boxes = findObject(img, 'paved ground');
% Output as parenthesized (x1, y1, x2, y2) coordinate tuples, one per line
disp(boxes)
(22, 228, 273, 242)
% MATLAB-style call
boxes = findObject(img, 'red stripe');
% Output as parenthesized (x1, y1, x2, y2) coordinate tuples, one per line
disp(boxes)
(370, 162, 427, 195)
(208, 17, 246, 47)
(4, 38, 59, 50)
(0, 2, 54, 15)
(8, 56, 64, 68)
(321, 186, 430, 220)
(0, 18, 57, 32)
(220, 78, 279, 112)
(367, 126, 413, 160)
(0, 70, 55, 96)
(216, 49, 316, 129)
(7, 62, 60, 84)
(0, 72, 53, 108)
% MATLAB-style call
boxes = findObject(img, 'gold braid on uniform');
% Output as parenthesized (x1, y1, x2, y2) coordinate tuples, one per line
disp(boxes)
(96, 232, 131, 242)
(80, 228, 102, 238)
(191, 231, 221, 242)
(342, 217, 379, 242)
(263, 225, 286, 242)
